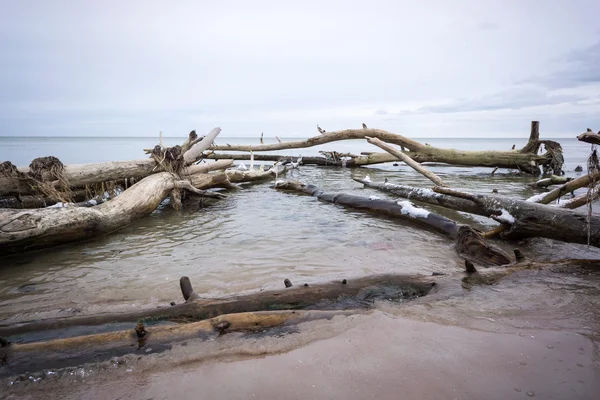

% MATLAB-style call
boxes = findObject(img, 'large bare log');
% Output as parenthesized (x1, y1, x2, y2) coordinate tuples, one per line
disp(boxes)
(577, 129, 600, 146)
(0, 190, 88, 209)
(209, 123, 561, 174)
(0, 274, 435, 337)
(559, 191, 600, 209)
(207, 152, 402, 167)
(354, 178, 600, 247)
(0, 128, 223, 197)
(366, 136, 448, 186)
(185, 159, 234, 175)
(182, 127, 221, 164)
(530, 171, 600, 205)
(274, 180, 512, 266)
(353, 178, 487, 215)
(529, 175, 572, 188)
(0, 309, 359, 378)
(0, 172, 225, 255)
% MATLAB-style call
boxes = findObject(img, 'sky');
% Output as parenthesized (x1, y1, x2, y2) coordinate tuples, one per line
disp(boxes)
(1, 0, 599, 138)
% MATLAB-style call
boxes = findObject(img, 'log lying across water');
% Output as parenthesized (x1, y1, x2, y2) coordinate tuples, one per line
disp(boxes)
(210, 122, 562, 174)
(274, 180, 513, 266)
(354, 178, 600, 247)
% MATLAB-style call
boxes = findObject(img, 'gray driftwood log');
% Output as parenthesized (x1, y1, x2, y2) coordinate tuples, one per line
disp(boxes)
(274, 180, 512, 266)
(354, 178, 600, 247)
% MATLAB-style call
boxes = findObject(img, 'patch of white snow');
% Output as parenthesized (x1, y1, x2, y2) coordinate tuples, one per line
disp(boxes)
(397, 200, 430, 218)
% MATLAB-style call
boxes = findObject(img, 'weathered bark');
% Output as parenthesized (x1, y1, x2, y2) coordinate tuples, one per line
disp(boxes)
(532, 171, 600, 205)
(0, 309, 358, 377)
(353, 178, 600, 247)
(0, 172, 225, 255)
(182, 127, 221, 164)
(366, 136, 448, 186)
(207, 152, 402, 167)
(185, 159, 234, 175)
(559, 191, 600, 209)
(0, 128, 224, 197)
(0, 274, 435, 337)
(274, 180, 512, 266)
(209, 123, 561, 174)
(577, 129, 600, 146)
(0, 190, 88, 209)
(529, 175, 572, 188)
(225, 163, 287, 183)
(353, 178, 487, 215)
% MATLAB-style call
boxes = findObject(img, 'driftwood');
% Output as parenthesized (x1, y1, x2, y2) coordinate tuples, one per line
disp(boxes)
(0, 128, 225, 197)
(0, 172, 226, 255)
(0, 190, 88, 209)
(0, 309, 359, 378)
(209, 122, 562, 174)
(274, 180, 512, 266)
(355, 178, 600, 247)
(365, 137, 448, 186)
(529, 175, 572, 188)
(0, 274, 435, 337)
(207, 152, 403, 167)
(530, 171, 600, 205)
(577, 129, 600, 146)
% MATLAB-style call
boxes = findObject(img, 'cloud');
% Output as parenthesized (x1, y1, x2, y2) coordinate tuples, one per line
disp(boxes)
(477, 21, 499, 31)
(0, 1, 599, 138)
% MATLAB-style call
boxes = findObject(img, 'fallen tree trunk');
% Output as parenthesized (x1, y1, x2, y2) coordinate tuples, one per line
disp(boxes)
(274, 180, 512, 266)
(0, 274, 435, 337)
(207, 152, 402, 167)
(0, 128, 224, 198)
(0, 172, 225, 255)
(366, 136, 448, 186)
(0, 309, 358, 378)
(529, 175, 572, 188)
(0, 190, 88, 209)
(354, 178, 600, 247)
(210, 122, 561, 174)
(577, 129, 600, 146)
(529, 171, 600, 205)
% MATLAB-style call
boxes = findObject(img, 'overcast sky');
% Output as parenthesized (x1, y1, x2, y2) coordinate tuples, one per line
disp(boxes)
(1, 0, 599, 138)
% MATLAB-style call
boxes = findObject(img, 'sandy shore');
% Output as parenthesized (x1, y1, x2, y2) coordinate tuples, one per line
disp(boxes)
(5, 269, 600, 400)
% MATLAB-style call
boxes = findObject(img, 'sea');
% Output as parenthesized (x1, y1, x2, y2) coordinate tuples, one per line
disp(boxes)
(0, 135, 598, 326)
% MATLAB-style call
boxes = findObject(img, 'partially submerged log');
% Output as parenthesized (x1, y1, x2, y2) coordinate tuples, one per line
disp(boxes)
(274, 180, 512, 266)
(354, 178, 600, 247)
(210, 122, 562, 174)
(0, 128, 223, 197)
(529, 175, 572, 188)
(529, 171, 600, 205)
(0, 274, 435, 337)
(0, 309, 358, 377)
(0, 172, 225, 255)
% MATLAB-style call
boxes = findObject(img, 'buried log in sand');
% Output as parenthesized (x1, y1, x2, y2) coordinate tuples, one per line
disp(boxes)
(0, 274, 436, 338)
(0, 309, 360, 378)
(274, 180, 512, 266)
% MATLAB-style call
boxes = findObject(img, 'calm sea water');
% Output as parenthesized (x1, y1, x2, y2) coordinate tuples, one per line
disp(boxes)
(0, 135, 598, 325)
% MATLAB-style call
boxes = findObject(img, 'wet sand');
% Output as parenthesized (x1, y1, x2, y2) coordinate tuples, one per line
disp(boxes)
(40, 314, 598, 400)
(7, 268, 600, 400)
